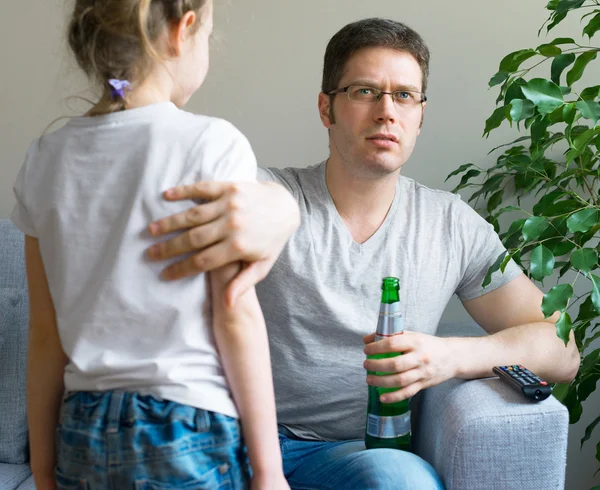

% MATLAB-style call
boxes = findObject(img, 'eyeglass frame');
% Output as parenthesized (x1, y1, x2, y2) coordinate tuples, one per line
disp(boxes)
(326, 85, 428, 105)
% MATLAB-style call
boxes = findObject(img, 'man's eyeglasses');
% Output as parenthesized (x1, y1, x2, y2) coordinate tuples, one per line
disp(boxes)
(327, 85, 427, 106)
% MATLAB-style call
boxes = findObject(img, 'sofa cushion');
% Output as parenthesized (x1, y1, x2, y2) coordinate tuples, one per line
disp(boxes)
(0, 288, 29, 464)
(0, 220, 27, 290)
(15, 475, 36, 490)
(0, 463, 31, 490)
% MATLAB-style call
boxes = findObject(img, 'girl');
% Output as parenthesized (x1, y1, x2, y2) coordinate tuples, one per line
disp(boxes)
(11, 1, 289, 489)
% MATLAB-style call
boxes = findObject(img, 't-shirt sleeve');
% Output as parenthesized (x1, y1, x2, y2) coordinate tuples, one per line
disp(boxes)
(452, 197, 523, 301)
(11, 148, 37, 237)
(257, 167, 302, 202)
(192, 119, 257, 182)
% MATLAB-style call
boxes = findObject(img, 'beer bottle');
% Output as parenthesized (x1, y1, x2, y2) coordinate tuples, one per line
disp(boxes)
(365, 276, 411, 451)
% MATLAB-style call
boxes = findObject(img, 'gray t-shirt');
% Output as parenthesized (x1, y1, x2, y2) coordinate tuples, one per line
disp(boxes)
(257, 162, 522, 441)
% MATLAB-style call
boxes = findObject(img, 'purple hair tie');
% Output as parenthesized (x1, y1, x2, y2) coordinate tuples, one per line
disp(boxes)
(108, 79, 131, 99)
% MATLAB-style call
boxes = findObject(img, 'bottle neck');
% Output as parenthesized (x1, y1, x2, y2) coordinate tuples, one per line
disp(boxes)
(381, 288, 400, 304)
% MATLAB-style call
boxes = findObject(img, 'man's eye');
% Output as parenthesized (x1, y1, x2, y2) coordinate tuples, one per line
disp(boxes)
(395, 91, 411, 100)
(358, 88, 374, 95)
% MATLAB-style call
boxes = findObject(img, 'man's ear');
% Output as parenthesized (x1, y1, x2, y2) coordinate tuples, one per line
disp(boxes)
(418, 101, 426, 131)
(318, 92, 335, 128)
(168, 10, 197, 57)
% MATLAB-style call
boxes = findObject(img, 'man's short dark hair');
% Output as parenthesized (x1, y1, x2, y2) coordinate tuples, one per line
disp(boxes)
(322, 18, 430, 95)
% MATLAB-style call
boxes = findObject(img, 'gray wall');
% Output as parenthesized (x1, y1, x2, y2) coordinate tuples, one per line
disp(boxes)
(1, 1, 599, 488)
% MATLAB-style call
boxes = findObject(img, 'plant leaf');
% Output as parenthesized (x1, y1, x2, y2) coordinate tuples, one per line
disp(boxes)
(567, 208, 599, 233)
(510, 99, 536, 122)
(532, 191, 567, 215)
(521, 78, 564, 114)
(580, 85, 600, 100)
(578, 371, 599, 402)
(538, 44, 563, 57)
(541, 283, 574, 318)
(451, 169, 482, 192)
(571, 248, 599, 273)
(553, 241, 576, 257)
(531, 245, 555, 280)
(551, 53, 576, 85)
(547, 12, 567, 33)
(522, 216, 551, 242)
(555, 0, 586, 15)
(556, 310, 573, 345)
(445, 163, 476, 182)
(487, 189, 505, 215)
(584, 328, 600, 350)
(505, 78, 527, 104)
(590, 274, 600, 314)
(576, 100, 600, 126)
(581, 413, 600, 449)
(577, 295, 598, 323)
(566, 51, 598, 86)
(499, 49, 537, 72)
(489, 71, 510, 87)
(552, 382, 570, 402)
(548, 37, 576, 45)
(484, 106, 508, 137)
(483, 251, 507, 288)
(495, 205, 522, 217)
(583, 12, 600, 38)
(488, 136, 531, 155)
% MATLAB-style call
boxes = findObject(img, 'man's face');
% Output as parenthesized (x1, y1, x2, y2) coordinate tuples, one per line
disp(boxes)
(318, 47, 426, 179)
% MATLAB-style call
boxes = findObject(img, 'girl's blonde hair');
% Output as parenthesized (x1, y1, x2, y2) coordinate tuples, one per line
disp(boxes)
(68, 0, 207, 116)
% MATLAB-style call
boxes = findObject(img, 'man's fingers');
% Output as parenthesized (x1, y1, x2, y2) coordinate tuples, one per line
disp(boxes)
(161, 241, 245, 280)
(379, 381, 423, 403)
(149, 200, 225, 236)
(366, 365, 421, 389)
(163, 181, 232, 202)
(225, 262, 267, 306)
(148, 218, 227, 261)
(363, 332, 376, 344)
(363, 333, 411, 356)
(364, 353, 420, 374)
(161, 250, 215, 281)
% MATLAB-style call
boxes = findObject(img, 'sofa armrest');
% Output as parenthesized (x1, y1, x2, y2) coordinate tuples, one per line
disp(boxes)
(412, 377, 568, 490)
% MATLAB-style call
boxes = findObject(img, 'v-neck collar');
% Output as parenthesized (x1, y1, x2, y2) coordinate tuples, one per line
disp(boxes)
(317, 161, 401, 255)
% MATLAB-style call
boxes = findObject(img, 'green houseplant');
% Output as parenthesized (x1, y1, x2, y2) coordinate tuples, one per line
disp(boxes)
(447, 0, 600, 482)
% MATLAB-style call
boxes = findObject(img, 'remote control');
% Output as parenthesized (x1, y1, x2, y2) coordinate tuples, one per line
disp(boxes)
(492, 365, 552, 401)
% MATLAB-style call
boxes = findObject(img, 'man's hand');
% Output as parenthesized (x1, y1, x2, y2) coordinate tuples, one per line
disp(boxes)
(146, 180, 300, 304)
(363, 331, 458, 403)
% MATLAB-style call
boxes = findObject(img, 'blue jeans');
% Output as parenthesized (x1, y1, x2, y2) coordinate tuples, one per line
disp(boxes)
(279, 430, 444, 490)
(56, 391, 250, 489)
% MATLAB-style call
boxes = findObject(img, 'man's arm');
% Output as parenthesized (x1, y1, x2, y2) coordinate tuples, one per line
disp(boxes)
(457, 273, 580, 382)
(146, 180, 300, 304)
(363, 275, 580, 403)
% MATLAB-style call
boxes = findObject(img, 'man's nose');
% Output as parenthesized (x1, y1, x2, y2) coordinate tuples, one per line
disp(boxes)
(374, 93, 397, 123)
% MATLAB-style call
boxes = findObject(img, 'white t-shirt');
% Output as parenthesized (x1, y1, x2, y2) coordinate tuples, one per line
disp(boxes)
(11, 102, 257, 418)
(256, 162, 524, 441)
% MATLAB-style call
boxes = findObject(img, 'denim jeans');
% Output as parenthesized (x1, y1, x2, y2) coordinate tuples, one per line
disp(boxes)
(279, 429, 444, 490)
(55, 391, 250, 490)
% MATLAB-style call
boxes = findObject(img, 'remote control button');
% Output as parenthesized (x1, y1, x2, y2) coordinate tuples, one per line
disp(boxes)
(540, 381, 548, 386)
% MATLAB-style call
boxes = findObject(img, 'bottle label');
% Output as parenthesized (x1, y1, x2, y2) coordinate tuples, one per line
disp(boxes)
(376, 303, 404, 339)
(366, 411, 411, 438)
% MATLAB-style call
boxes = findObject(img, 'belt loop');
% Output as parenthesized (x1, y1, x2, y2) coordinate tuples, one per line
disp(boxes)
(194, 408, 211, 433)
(106, 392, 126, 434)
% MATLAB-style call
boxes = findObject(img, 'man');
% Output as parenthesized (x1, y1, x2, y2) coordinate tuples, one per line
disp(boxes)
(146, 18, 580, 489)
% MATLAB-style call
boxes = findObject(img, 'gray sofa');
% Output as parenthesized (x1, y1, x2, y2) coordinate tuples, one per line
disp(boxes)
(0, 218, 569, 490)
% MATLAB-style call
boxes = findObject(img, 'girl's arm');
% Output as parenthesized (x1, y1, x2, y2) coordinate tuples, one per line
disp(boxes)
(210, 263, 289, 489)
(24, 236, 68, 490)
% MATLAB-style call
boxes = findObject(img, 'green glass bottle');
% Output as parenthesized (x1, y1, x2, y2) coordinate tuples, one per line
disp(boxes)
(365, 276, 411, 451)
